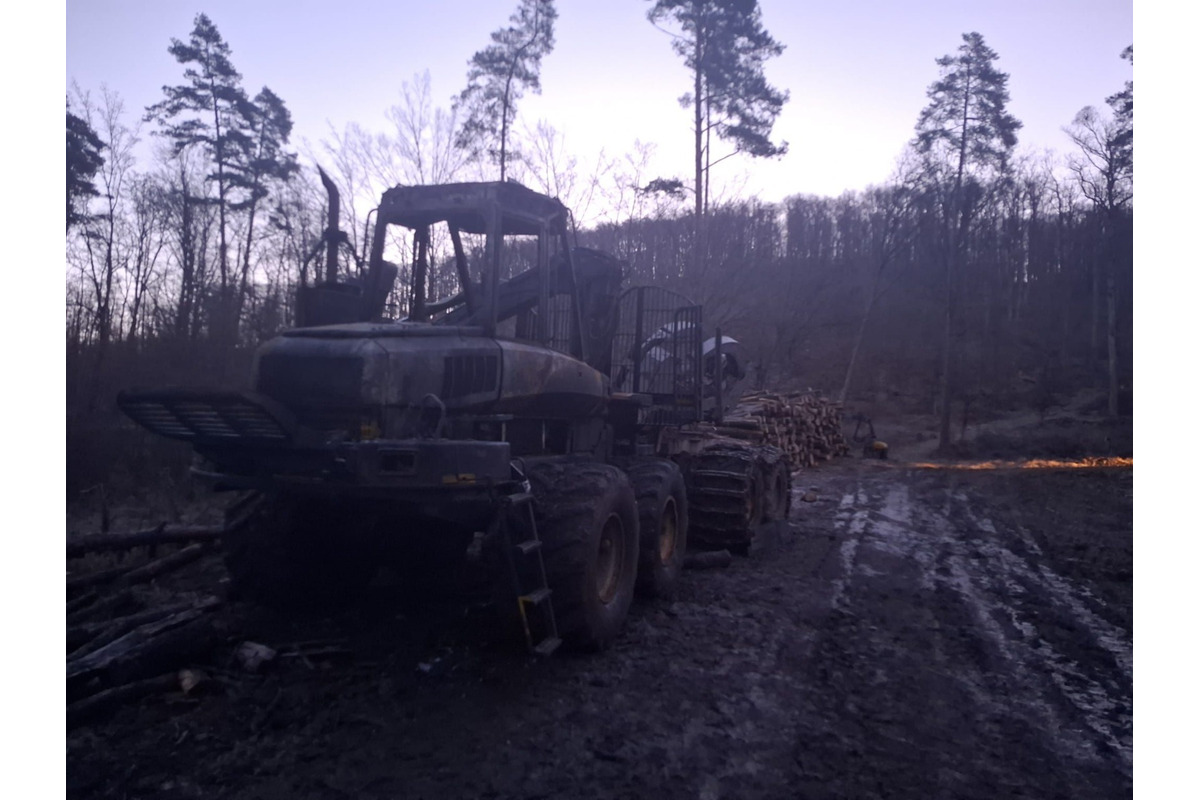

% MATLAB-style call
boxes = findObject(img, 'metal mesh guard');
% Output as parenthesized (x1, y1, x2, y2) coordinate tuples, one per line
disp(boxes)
(610, 286, 702, 424)
(118, 392, 292, 444)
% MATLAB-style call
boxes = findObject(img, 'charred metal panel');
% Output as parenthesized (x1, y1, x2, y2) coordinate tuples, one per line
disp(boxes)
(376, 181, 568, 236)
(254, 337, 376, 436)
(371, 334, 504, 418)
(493, 340, 608, 418)
(282, 322, 486, 339)
(258, 353, 362, 404)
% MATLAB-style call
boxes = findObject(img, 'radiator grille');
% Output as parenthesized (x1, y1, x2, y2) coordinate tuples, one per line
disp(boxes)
(442, 355, 500, 399)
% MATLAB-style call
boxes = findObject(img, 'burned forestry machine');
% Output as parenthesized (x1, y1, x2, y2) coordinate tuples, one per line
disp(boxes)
(119, 175, 790, 653)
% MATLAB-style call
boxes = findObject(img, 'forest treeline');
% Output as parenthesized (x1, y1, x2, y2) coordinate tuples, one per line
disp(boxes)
(65, 6, 1132, 500)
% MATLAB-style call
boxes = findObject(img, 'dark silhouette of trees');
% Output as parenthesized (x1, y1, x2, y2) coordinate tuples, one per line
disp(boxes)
(231, 87, 299, 330)
(65, 14, 1135, 506)
(837, 168, 923, 403)
(454, 0, 557, 180)
(146, 13, 255, 348)
(140, 13, 301, 365)
(68, 87, 141, 408)
(913, 31, 1021, 451)
(1066, 45, 1133, 418)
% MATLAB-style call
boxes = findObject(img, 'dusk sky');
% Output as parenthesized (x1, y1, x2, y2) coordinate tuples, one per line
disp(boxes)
(65, 0, 1132, 211)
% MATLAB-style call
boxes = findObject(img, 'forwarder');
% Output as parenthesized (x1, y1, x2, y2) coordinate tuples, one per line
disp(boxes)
(120, 173, 790, 652)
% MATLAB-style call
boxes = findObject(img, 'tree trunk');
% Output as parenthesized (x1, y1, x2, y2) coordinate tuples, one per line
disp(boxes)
(66, 524, 226, 559)
(693, 16, 705, 279)
(1106, 251, 1119, 418)
(839, 288, 878, 404)
(937, 278, 954, 449)
(1091, 251, 1100, 361)
(938, 68, 972, 453)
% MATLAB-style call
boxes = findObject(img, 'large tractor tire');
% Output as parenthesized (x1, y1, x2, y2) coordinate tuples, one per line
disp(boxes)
(627, 459, 688, 599)
(527, 461, 639, 651)
(223, 492, 379, 611)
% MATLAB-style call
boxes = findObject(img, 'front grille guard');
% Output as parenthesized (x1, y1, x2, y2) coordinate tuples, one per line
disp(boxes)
(117, 390, 298, 445)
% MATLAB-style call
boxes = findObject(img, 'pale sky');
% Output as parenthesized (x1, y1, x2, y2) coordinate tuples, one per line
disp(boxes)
(65, 0, 1132, 208)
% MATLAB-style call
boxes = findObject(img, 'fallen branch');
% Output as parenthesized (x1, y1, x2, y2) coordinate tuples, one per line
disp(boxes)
(65, 590, 100, 618)
(66, 564, 135, 594)
(117, 543, 209, 586)
(66, 672, 179, 731)
(67, 543, 212, 599)
(66, 588, 140, 625)
(67, 609, 218, 703)
(67, 597, 221, 660)
(66, 525, 225, 559)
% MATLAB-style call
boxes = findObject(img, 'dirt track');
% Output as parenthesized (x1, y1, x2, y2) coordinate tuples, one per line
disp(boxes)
(66, 456, 1133, 800)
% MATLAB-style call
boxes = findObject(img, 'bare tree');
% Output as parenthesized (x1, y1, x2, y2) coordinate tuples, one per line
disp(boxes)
(387, 71, 469, 186)
(122, 175, 169, 345)
(1065, 47, 1132, 418)
(838, 164, 923, 402)
(70, 86, 141, 405)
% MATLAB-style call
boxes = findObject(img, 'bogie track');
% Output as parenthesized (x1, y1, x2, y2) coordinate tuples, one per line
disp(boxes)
(683, 442, 790, 554)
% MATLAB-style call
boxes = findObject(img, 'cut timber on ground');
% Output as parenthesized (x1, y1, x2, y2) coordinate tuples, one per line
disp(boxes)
(720, 392, 851, 469)
(66, 524, 226, 559)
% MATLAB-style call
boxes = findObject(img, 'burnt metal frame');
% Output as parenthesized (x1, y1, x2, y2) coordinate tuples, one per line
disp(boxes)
(367, 182, 584, 360)
(611, 286, 703, 425)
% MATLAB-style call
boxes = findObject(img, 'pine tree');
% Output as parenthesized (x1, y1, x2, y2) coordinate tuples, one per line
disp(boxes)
(146, 13, 253, 307)
(231, 87, 299, 320)
(454, 0, 557, 181)
(1105, 45, 1133, 186)
(913, 32, 1021, 451)
(646, 0, 788, 222)
(66, 102, 104, 231)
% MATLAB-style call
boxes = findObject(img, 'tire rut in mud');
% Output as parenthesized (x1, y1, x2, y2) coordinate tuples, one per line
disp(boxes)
(787, 467, 1132, 799)
(66, 461, 1132, 800)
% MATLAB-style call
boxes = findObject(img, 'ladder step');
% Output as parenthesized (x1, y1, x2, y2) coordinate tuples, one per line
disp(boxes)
(508, 492, 535, 506)
(532, 636, 561, 657)
(515, 539, 542, 556)
(521, 587, 552, 606)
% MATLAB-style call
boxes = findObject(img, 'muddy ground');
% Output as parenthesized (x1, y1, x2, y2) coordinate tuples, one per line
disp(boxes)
(66, 416, 1133, 800)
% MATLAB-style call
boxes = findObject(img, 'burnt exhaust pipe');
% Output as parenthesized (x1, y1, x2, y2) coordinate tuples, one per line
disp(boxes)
(317, 166, 340, 284)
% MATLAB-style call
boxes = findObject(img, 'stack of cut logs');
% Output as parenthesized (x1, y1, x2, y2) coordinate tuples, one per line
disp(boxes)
(707, 391, 851, 470)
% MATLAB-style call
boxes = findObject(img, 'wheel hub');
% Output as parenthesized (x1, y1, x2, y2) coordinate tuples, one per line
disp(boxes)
(659, 497, 679, 563)
(595, 514, 625, 604)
